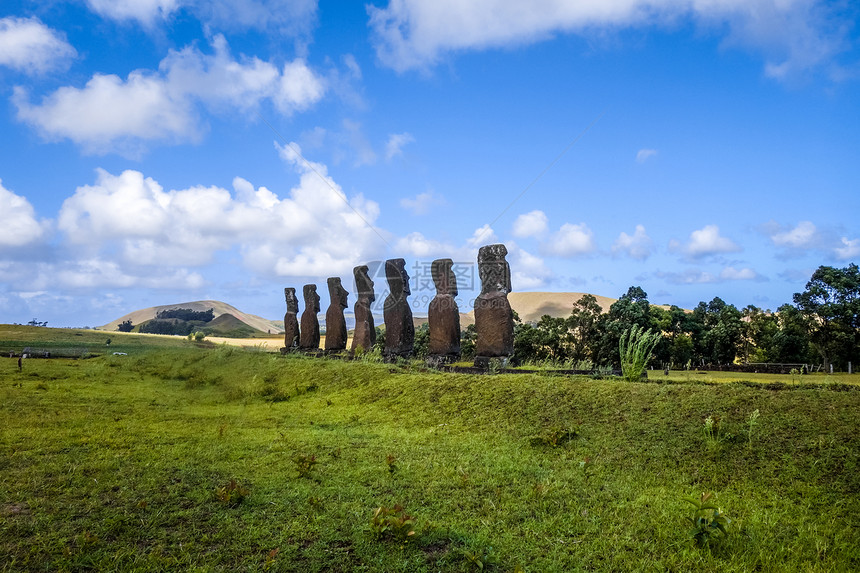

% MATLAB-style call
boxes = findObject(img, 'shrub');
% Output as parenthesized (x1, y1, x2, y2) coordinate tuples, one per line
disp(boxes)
(619, 325, 661, 382)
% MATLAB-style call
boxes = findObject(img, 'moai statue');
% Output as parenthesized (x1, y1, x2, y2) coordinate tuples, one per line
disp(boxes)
(299, 284, 321, 351)
(474, 244, 514, 367)
(383, 258, 414, 360)
(351, 265, 376, 353)
(324, 277, 349, 352)
(427, 258, 461, 366)
(282, 287, 300, 352)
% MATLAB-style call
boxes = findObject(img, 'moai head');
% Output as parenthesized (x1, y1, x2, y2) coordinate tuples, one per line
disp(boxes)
(353, 265, 376, 303)
(284, 287, 299, 314)
(303, 284, 320, 313)
(478, 244, 512, 296)
(327, 277, 349, 310)
(385, 258, 411, 298)
(431, 258, 458, 297)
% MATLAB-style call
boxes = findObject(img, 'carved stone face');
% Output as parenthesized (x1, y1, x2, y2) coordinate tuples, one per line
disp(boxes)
(478, 244, 512, 295)
(432, 258, 458, 297)
(353, 265, 375, 303)
(385, 258, 411, 298)
(284, 287, 299, 314)
(303, 284, 320, 313)
(327, 277, 349, 309)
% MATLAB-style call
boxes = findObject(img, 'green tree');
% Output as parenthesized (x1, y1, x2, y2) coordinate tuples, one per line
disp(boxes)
(117, 320, 134, 332)
(566, 294, 603, 364)
(596, 286, 652, 367)
(793, 264, 860, 369)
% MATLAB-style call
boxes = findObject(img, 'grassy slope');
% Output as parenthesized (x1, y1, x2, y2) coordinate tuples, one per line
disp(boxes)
(1, 346, 858, 572)
(0, 324, 197, 357)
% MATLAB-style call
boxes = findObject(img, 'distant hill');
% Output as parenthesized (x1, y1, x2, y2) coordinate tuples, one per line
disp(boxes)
(99, 300, 284, 335)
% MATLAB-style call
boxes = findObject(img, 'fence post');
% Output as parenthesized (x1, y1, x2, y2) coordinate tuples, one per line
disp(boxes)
(849, 361, 853, 375)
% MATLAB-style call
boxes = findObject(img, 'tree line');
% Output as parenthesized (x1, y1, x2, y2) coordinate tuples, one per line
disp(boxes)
(464, 263, 860, 370)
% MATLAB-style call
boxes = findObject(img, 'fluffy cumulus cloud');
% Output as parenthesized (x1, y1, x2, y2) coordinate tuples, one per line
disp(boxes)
(54, 143, 383, 282)
(367, 0, 849, 78)
(670, 224, 740, 259)
(400, 190, 445, 215)
(0, 17, 77, 74)
(0, 179, 48, 248)
(13, 35, 325, 154)
(612, 224, 653, 260)
(541, 222, 596, 257)
(512, 210, 548, 238)
(509, 245, 552, 289)
(768, 220, 819, 249)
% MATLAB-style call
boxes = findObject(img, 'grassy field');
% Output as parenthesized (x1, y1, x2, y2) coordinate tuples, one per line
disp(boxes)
(1, 328, 859, 571)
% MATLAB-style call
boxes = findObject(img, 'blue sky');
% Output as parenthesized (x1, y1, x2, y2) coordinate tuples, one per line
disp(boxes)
(1, 0, 858, 327)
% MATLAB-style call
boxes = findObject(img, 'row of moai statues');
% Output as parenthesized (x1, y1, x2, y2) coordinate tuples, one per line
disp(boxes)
(282, 243, 514, 366)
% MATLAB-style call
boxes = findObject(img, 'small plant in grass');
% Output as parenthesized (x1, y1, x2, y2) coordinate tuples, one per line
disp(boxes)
(683, 492, 730, 547)
(703, 415, 724, 449)
(456, 545, 497, 570)
(385, 453, 397, 474)
(215, 479, 249, 507)
(292, 453, 319, 479)
(370, 505, 417, 543)
(619, 324, 661, 382)
(746, 409, 760, 445)
(262, 548, 279, 571)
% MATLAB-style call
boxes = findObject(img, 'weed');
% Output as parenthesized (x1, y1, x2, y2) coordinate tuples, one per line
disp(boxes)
(746, 408, 760, 445)
(215, 479, 249, 507)
(703, 415, 724, 449)
(262, 548, 279, 571)
(385, 453, 397, 474)
(619, 324, 661, 382)
(683, 492, 730, 547)
(456, 545, 497, 570)
(370, 505, 417, 543)
(292, 453, 319, 479)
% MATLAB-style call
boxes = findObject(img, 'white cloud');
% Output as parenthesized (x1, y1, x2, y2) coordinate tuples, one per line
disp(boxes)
(719, 266, 760, 281)
(385, 132, 415, 159)
(400, 190, 445, 215)
(636, 148, 658, 163)
(467, 224, 498, 248)
(394, 232, 456, 258)
(671, 224, 740, 258)
(367, 0, 849, 78)
(510, 245, 551, 290)
(0, 179, 48, 248)
(613, 224, 653, 260)
(835, 237, 860, 260)
(13, 35, 325, 154)
(86, 0, 179, 25)
(0, 17, 77, 74)
(769, 220, 818, 248)
(542, 222, 596, 257)
(512, 210, 548, 238)
(53, 143, 384, 282)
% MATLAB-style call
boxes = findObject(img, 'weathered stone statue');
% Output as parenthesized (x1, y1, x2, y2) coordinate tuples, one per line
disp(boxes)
(427, 258, 461, 366)
(324, 277, 349, 352)
(383, 258, 414, 360)
(282, 287, 299, 351)
(299, 284, 320, 351)
(474, 244, 514, 366)
(351, 265, 376, 353)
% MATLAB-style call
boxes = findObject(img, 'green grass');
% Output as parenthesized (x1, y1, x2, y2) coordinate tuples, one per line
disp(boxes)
(0, 324, 199, 358)
(1, 332, 859, 571)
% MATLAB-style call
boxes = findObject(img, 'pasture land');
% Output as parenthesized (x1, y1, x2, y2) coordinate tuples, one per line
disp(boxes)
(1, 329, 858, 571)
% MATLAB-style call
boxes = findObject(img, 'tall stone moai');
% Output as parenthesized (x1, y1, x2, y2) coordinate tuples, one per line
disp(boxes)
(383, 258, 414, 361)
(427, 258, 461, 366)
(351, 265, 376, 353)
(299, 284, 321, 351)
(282, 287, 300, 352)
(324, 277, 349, 352)
(474, 244, 514, 367)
